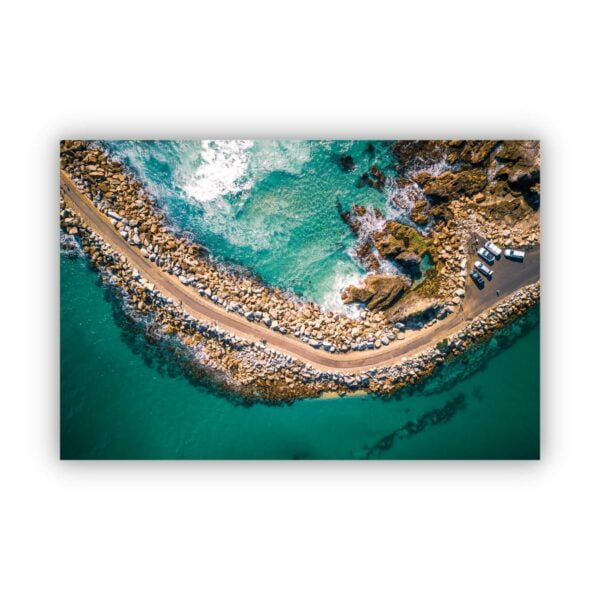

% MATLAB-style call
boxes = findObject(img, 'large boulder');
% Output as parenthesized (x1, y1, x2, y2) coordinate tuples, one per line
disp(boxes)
(342, 274, 411, 312)
(493, 141, 540, 208)
(372, 221, 429, 261)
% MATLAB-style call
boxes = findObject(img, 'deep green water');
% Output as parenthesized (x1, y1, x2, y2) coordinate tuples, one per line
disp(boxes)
(61, 141, 539, 459)
(60, 255, 539, 459)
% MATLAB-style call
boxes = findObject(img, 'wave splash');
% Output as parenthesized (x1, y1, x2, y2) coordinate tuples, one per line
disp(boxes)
(178, 140, 312, 205)
(320, 265, 363, 319)
(179, 140, 255, 203)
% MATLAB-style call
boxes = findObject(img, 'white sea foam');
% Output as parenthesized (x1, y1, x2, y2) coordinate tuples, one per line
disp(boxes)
(60, 232, 84, 258)
(178, 140, 312, 204)
(385, 179, 420, 223)
(407, 156, 451, 178)
(320, 266, 363, 319)
(179, 140, 255, 203)
(172, 140, 313, 252)
(353, 205, 387, 240)
(248, 140, 312, 179)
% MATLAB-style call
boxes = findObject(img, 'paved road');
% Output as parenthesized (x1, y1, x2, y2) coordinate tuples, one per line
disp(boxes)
(61, 170, 540, 372)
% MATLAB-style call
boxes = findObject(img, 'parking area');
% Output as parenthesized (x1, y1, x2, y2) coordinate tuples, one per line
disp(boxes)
(464, 234, 540, 311)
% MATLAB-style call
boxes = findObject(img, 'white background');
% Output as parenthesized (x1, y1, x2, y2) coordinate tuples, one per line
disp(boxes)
(1, 1, 599, 598)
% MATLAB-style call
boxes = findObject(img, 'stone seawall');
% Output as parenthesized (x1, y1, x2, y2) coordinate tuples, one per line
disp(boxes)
(60, 141, 405, 354)
(61, 189, 540, 401)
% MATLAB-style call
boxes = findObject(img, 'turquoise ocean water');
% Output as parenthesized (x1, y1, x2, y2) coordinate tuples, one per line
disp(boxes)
(60, 141, 540, 459)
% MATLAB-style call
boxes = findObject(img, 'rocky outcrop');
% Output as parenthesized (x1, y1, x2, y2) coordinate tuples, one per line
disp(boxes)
(410, 198, 430, 225)
(372, 221, 430, 262)
(415, 169, 488, 201)
(340, 139, 540, 324)
(341, 274, 411, 311)
(493, 141, 540, 208)
(455, 140, 498, 164)
(358, 164, 386, 190)
(339, 154, 355, 172)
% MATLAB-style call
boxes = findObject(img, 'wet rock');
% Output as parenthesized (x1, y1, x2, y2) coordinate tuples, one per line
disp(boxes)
(339, 154, 355, 172)
(362, 165, 386, 190)
(372, 221, 429, 264)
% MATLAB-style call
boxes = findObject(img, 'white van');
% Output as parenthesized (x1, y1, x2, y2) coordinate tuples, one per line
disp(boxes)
(484, 240, 502, 258)
(504, 248, 525, 260)
(474, 260, 493, 278)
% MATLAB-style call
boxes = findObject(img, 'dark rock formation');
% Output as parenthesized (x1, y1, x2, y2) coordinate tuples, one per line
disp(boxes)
(339, 154, 355, 172)
(410, 198, 430, 225)
(359, 164, 387, 190)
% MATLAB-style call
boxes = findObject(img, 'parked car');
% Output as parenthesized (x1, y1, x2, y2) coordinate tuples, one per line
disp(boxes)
(484, 240, 502, 258)
(474, 260, 493, 279)
(470, 270, 485, 288)
(477, 247, 495, 264)
(504, 248, 525, 260)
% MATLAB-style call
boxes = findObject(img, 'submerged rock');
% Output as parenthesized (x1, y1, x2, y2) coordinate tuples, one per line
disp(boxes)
(339, 154, 355, 172)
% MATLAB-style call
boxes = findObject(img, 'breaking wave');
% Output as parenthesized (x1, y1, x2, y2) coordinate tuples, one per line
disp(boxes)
(60, 232, 84, 258)
(101, 140, 397, 307)
(320, 266, 363, 319)
(179, 140, 255, 203)
(177, 140, 312, 205)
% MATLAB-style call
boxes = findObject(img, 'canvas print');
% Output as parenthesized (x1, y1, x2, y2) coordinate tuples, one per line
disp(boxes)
(60, 140, 540, 459)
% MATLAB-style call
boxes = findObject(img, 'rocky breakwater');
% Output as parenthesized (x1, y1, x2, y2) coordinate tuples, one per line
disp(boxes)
(60, 140, 540, 402)
(60, 193, 361, 401)
(60, 141, 407, 353)
(61, 186, 540, 402)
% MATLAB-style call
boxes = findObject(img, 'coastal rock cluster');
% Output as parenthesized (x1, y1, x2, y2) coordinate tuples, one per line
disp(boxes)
(61, 191, 539, 401)
(60, 141, 404, 352)
(60, 139, 540, 401)
(339, 140, 540, 321)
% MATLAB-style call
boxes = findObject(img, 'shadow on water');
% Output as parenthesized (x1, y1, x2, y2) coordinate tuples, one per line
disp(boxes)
(90, 269, 252, 409)
(359, 306, 539, 459)
(379, 304, 540, 403)
(365, 393, 468, 459)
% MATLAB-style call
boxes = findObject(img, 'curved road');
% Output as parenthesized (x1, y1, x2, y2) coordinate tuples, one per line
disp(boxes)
(61, 170, 540, 372)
